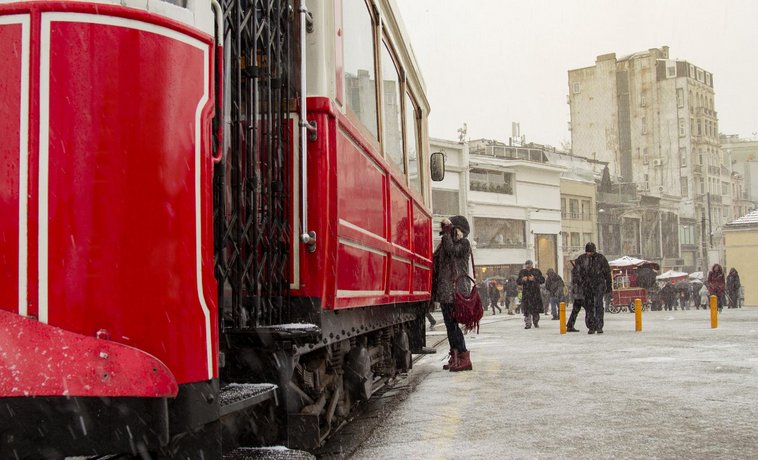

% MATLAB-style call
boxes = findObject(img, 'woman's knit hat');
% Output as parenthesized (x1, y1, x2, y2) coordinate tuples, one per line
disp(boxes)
(449, 215, 470, 237)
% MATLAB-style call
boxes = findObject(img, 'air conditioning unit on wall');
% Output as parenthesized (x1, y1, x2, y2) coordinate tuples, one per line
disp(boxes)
(652, 159, 663, 166)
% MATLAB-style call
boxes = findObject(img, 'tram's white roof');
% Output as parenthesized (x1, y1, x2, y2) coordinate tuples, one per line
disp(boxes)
(0, 0, 214, 37)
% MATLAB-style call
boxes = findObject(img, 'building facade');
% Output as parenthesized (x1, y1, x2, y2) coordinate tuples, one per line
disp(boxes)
(568, 46, 731, 271)
(724, 210, 758, 306)
(430, 138, 564, 280)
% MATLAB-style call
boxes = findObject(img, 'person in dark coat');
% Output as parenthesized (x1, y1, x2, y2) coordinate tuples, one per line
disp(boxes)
(517, 260, 545, 329)
(545, 268, 565, 320)
(726, 268, 741, 309)
(707, 263, 726, 312)
(575, 242, 612, 334)
(504, 276, 518, 315)
(660, 282, 677, 311)
(431, 215, 474, 372)
(566, 259, 592, 332)
(488, 280, 502, 315)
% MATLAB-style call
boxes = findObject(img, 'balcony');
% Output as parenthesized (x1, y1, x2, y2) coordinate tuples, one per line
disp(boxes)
(692, 164, 702, 174)
(561, 211, 589, 220)
(694, 107, 718, 118)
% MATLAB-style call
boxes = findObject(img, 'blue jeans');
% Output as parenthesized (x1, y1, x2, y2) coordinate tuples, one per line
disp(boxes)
(441, 303, 467, 352)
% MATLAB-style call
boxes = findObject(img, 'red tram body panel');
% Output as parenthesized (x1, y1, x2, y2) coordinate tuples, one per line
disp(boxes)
(295, 98, 432, 310)
(0, 2, 218, 393)
(0, 0, 434, 457)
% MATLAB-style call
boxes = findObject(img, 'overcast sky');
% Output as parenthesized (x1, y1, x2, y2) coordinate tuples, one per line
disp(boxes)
(395, 0, 758, 149)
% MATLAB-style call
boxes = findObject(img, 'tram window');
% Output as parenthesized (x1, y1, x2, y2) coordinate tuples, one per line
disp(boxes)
(343, 0, 378, 140)
(405, 92, 421, 194)
(381, 41, 404, 175)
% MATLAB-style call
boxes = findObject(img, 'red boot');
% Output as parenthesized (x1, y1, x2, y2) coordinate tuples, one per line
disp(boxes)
(450, 351, 472, 372)
(443, 350, 458, 370)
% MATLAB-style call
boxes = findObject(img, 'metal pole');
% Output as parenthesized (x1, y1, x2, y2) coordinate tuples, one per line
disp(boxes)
(707, 192, 713, 247)
(635, 298, 642, 332)
(559, 302, 566, 334)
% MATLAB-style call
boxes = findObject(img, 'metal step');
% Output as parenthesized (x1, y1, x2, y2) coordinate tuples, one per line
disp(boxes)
(219, 383, 278, 417)
(224, 447, 315, 460)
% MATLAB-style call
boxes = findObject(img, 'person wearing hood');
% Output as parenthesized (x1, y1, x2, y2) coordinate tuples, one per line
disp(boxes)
(707, 263, 726, 312)
(517, 259, 545, 329)
(431, 215, 474, 372)
(726, 268, 741, 309)
(575, 242, 612, 334)
(545, 268, 565, 320)
(698, 283, 709, 310)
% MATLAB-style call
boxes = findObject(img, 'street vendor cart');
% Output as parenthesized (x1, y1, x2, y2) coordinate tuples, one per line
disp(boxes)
(607, 256, 660, 313)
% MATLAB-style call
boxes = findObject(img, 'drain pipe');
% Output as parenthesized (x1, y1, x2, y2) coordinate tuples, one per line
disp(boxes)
(299, 3, 317, 251)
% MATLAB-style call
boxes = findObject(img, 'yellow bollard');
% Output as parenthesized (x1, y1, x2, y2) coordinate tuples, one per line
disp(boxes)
(559, 302, 566, 334)
(710, 295, 718, 329)
(635, 298, 642, 332)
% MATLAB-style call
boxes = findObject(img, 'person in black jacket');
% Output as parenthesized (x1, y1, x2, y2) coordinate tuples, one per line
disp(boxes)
(431, 216, 474, 372)
(575, 242, 612, 334)
(488, 280, 502, 315)
(726, 268, 741, 309)
(566, 259, 591, 332)
(517, 260, 545, 329)
(545, 268, 565, 320)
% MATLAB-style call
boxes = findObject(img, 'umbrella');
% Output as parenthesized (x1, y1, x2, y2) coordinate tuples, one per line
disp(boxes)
(656, 270, 689, 281)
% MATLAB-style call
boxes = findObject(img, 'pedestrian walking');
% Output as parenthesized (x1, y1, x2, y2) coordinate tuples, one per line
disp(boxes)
(707, 264, 726, 313)
(517, 260, 545, 329)
(738, 285, 745, 308)
(431, 215, 474, 372)
(505, 276, 518, 315)
(566, 259, 592, 332)
(660, 282, 676, 311)
(488, 280, 502, 315)
(545, 268, 565, 320)
(575, 242, 612, 334)
(726, 268, 741, 309)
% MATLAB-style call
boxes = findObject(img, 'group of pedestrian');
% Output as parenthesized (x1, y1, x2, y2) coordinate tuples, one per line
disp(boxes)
(430, 214, 746, 374)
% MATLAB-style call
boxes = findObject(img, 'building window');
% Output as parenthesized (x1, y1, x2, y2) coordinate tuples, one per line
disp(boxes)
(570, 232, 580, 249)
(582, 232, 593, 245)
(696, 68, 705, 82)
(473, 217, 525, 248)
(469, 168, 513, 194)
(641, 116, 647, 134)
(689, 64, 695, 79)
(678, 118, 686, 137)
(640, 95, 647, 107)
(568, 199, 579, 219)
(344, 0, 378, 140)
(706, 73, 711, 86)
(680, 225, 695, 245)
(572, 82, 581, 94)
(581, 200, 591, 220)
(676, 88, 684, 108)
(666, 64, 676, 78)
(432, 189, 459, 216)
(679, 147, 687, 167)
(722, 181, 729, 196)
(681, 177, 688, 196)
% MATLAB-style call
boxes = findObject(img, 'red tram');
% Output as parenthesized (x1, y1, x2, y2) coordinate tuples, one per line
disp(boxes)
(0, 1, 441, 457)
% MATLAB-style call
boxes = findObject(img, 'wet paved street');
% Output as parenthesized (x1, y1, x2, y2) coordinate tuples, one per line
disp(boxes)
(338, 307, 758, 459)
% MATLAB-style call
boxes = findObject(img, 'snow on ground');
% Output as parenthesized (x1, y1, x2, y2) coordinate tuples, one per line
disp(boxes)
(350, 308, 758, 459)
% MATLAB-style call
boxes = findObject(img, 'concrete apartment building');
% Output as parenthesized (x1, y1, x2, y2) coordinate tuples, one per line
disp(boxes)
(544, 151, 599, 281)
(568, 46, 730, 271)
(720, 134, 758, 216)
(430, 138, 563, 280)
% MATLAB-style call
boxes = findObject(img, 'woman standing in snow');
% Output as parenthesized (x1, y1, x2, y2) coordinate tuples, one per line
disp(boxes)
(431, 216, 474, 372)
